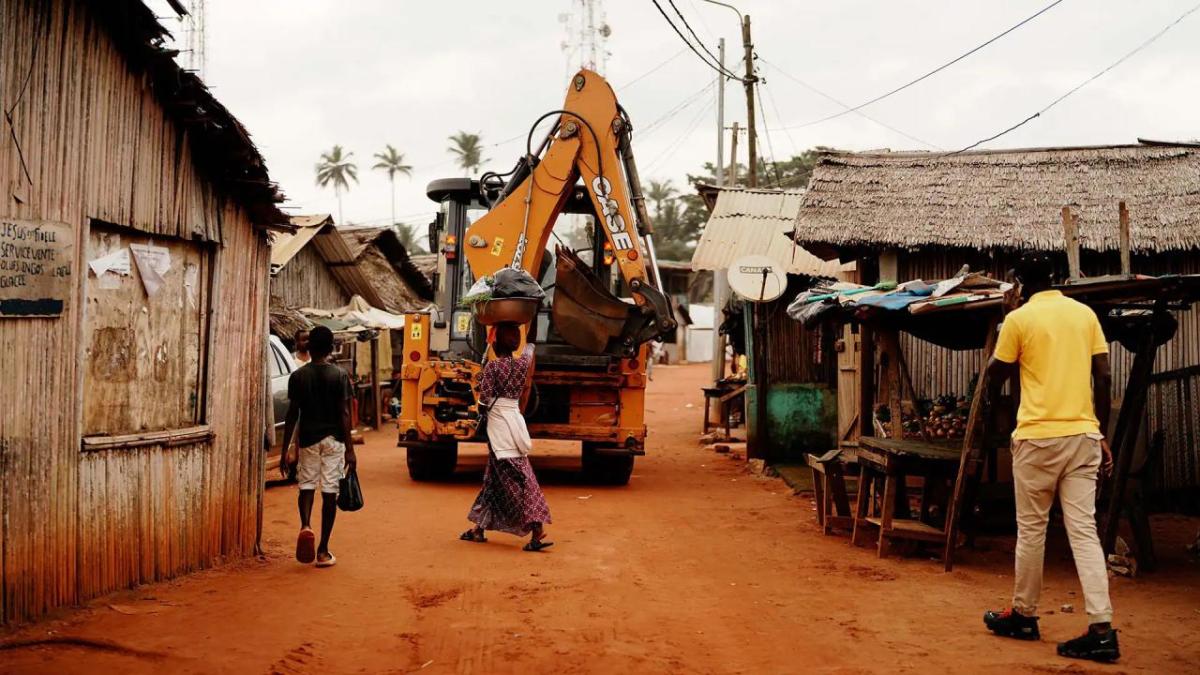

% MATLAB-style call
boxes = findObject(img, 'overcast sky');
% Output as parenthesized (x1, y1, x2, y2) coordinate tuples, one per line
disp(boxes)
(152, 1, 1199, 232)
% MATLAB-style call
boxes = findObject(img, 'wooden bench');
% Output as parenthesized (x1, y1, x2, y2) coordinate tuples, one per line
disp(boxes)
(702, 383, 746, 437)
(851, 437, 962, 558)
(806, 448, 860, 535)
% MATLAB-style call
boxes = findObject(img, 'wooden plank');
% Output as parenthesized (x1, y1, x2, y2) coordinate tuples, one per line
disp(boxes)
(1118, 201, 1132, 278)
(1102, 321, 1161, 552)
(858, 324, 875, 440)
(865, 516, 946, 541)
(943, 315, 1000, 571)
(1062, 206, 1081, 281)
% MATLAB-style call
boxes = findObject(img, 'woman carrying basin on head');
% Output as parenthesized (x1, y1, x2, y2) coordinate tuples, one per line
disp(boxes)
(460, 322, 553, 551)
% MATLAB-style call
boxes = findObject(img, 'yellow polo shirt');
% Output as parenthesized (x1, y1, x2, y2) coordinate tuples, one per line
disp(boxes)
(994, 290, 1109, 440)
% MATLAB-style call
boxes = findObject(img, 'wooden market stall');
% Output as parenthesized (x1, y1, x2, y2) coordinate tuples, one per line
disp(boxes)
(794, 271, 1200, 571)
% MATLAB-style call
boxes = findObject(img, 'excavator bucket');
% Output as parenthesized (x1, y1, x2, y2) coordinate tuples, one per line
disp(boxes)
(552, 246, 652, 356)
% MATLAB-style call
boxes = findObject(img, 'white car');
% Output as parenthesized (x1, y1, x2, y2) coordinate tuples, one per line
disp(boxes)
(266, 335, 299, 480)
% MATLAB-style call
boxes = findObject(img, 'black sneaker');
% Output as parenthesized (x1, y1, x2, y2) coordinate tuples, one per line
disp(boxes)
(1057, 628, 1120, 662)
(984, 608, 1041, 640)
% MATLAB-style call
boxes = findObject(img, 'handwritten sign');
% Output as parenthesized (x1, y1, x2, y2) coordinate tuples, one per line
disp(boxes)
(0, 219, 74, 317)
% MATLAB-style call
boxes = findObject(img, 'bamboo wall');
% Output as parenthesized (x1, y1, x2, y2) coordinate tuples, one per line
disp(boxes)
(271, 245, 350, 310)
(0, 0, 269, 623)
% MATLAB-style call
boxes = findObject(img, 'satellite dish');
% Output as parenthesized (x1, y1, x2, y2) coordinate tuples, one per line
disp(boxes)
(727, 255, 786, 303)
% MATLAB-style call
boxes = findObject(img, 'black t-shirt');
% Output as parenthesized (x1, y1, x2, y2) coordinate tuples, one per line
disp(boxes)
(288, 361, 353, 448)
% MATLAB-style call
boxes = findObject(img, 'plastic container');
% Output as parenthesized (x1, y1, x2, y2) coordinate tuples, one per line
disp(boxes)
(472, 297, 540, 325)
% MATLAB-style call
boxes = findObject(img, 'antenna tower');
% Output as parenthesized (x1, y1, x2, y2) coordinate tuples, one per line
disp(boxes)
(182, 0, 207, 78)
(559, 0, 611, 76)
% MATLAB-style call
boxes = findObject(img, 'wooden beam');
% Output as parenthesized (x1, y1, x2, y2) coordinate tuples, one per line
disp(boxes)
(1118, 201, 1132, 278)
(1102, 317, 1161, 552)
(943, 316, 1001, 571)
(1062, 206, 1081, 282)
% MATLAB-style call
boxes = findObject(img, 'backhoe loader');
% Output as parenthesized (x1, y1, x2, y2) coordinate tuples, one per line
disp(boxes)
(398, 69, 676, 485)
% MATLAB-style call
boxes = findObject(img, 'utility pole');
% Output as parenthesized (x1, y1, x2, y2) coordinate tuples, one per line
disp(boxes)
(728, 121, 739, 186)
(741, 14, 757, 187)
(711, 38, 727, 383)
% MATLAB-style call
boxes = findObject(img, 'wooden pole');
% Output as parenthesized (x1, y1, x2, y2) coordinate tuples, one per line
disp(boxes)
(1118, 201, 1132, 278)
(728, 121, 739, 186)
(943, 316, 1001, 571)
(742, 15, 758, 188)
(371, 336, 381, 431)
(1062, 206, 1081, 282)
(1102, 319, 1160, 552)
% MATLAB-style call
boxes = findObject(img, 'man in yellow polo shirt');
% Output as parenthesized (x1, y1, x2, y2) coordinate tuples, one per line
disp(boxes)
(982, 253, 1119, 663)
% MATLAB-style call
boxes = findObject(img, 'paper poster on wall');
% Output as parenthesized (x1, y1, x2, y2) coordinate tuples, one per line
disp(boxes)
(0, 219, 75, 317)
(183, 262, 199, 309)
(129, 243, 171, 297)
(88, 248, 131, 277)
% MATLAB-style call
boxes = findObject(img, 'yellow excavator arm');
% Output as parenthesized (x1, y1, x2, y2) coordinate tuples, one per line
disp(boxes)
(463, 69, 676, 356)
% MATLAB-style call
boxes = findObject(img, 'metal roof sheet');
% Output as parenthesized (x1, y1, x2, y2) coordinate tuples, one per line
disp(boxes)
(690, 188, 850, 278)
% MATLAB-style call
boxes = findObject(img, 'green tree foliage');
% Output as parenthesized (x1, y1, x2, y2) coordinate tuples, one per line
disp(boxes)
(392, 222, 427, 255)
(447, 131, 486, 174)
(372, 144, 413, 229)
(315, 145, 358, 223)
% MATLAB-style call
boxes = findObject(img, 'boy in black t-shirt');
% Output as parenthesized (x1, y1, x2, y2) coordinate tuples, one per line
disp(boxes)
(281, 326, 356, 567)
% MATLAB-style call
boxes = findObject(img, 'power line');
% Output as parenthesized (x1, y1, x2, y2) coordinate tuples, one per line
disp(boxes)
(760, 78, 799, 157)
(777, 0, 1067, 131)
(949, 1, 1200, 155)
(645, 97, 716, 173)
(668, 0, 733, 79)
(760, 59, 940, 150)
(650, 0, 741, 80)
(619, 48, 688, 90)
(635, 80, 716, 139)
(754, 81, 783, 186)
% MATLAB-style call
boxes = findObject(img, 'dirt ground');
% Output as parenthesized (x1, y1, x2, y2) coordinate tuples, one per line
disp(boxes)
(2, 363, 1198, 674)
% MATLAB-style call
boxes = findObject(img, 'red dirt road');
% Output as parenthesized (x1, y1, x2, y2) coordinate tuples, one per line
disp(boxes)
(2, 363, 1198, 674)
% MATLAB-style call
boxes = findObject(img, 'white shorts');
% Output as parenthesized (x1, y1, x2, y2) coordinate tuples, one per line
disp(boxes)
(297, 436, 346, 494)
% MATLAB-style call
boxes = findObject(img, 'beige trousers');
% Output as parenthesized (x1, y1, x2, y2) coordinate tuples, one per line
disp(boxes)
(1012, 432, 1113, 624)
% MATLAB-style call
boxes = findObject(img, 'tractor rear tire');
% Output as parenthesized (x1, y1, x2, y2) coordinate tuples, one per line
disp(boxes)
(582, 443, 635, 486)
(406, 443, 459, 482)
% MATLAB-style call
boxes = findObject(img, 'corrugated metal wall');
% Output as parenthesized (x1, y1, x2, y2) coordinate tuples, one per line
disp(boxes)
(271, 245, 351, 309)
(897, 248, 1200, 498)
(0, 0, 268, 623)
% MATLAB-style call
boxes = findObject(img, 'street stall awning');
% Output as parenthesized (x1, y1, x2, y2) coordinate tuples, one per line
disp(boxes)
(691, 187, 853, 278)
(302, 295, 406, 331)
(788, 271, 1200, 350)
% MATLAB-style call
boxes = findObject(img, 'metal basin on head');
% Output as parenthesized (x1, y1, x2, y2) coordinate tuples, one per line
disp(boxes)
(473, 298, 540, 325)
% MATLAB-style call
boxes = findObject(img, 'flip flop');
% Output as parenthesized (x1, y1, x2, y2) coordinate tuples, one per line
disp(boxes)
(295, 527, 316, 564)
(315, 553, 337, 568)
(460, 529, 487, 543)
(523, 540, 554, 552)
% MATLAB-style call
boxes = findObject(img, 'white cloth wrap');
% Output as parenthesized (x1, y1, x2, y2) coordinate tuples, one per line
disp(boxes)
(487, 397, 532, 459)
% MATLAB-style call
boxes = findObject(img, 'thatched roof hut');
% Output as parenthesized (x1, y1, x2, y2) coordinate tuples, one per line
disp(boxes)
(793, 142, 1200, 260)
(339, 227, 434, 313)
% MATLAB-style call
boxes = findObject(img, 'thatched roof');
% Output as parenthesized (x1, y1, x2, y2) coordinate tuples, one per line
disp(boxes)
(792, 143, 1200, 258)
(339, 227, 434, 313)
(409, 254, 437, 280)
(268, 297, 312, 343)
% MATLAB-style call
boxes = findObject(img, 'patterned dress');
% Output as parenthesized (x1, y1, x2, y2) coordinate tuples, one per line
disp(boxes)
(467, 346, 552, 536)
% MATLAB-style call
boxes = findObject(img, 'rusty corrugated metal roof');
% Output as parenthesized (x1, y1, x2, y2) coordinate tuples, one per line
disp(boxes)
(690, 188, 849, 278)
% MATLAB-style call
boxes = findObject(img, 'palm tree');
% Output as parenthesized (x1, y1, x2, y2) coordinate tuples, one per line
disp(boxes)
(315, 145, 358, 223)
(393, 223, 426, 255)
(646, 179, 678, 220)
(447, 131, 486, 175)
(372, 144, 413, 228)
